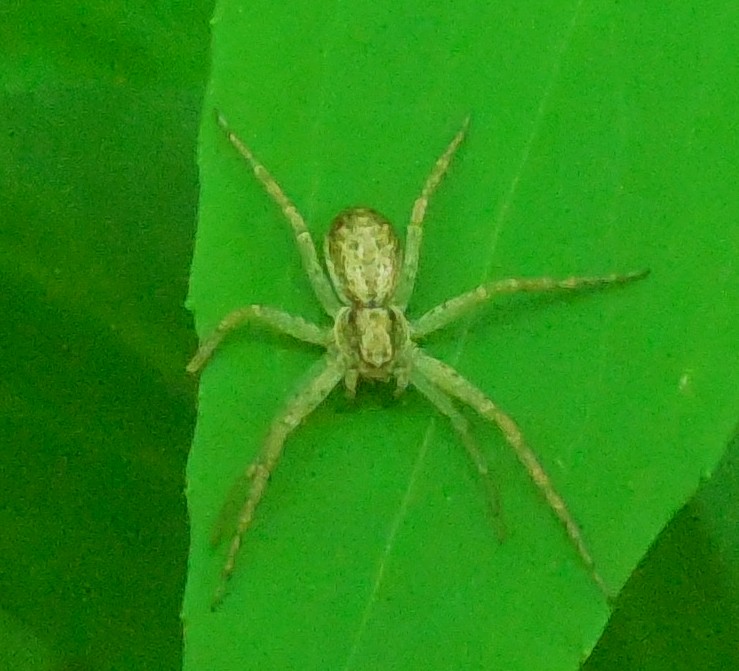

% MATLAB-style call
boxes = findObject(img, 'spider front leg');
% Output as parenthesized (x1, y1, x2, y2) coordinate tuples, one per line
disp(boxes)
(215, 112, 343, 316)
(187, 305, 329, 374)
(412, 349, 612, 601)
(393, 117, 470, 310)
(410, 367, 505, 541)
(412, 269, 650, 338)
(210, 354, 344, 609)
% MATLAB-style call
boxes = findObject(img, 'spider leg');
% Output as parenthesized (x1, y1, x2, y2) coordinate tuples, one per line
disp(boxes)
(187, 304, 329, 374)
(412, 349, 612, 600)
(410, 367, 505, 541)
(215, 111, 343, 316)
(412, 269, 649, 338)
(393, 117, 470, 310)
(211, 354, 344, 609)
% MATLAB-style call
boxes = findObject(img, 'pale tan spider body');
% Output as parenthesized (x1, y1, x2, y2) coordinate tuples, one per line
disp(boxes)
(326, 208, 400, 306)
(190, 112, 649, 609)
(326, 207, 410, 383)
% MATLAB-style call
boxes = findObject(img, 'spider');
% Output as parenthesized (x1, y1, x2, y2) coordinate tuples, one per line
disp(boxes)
(189, 112, 649, 608)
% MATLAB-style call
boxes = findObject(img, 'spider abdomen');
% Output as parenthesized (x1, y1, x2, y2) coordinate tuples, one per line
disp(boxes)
(324, 207, 401, 307)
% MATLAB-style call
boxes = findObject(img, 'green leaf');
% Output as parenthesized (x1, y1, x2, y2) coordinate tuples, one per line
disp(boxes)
(184, 1, 738, 669)
(0, 2, 208, 669)
(2, 0, 736, 669)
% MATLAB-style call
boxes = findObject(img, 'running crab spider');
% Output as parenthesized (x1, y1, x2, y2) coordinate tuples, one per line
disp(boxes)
(189, 112, 649, 609)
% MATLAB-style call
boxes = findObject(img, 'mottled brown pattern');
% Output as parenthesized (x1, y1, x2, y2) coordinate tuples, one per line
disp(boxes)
(326, 208, 400, 306)
(190, 111, 649, 609)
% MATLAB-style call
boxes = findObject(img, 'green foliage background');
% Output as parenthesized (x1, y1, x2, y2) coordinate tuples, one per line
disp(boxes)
(185, 1, 738, 669)
(1, 1, 737, 670)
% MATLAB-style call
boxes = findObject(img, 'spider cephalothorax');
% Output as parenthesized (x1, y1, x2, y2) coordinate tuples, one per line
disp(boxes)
(189, 112, 648, 608)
